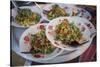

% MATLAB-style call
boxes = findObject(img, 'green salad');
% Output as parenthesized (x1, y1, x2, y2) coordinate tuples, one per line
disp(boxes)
(55, 19, 83, 45)
(15, 9, 40, 26)
(29, 26, 55, 54)
(46, 4, 67, 20)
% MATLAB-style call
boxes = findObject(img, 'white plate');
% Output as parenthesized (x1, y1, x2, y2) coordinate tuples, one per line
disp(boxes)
(46, 17, 93, 51)
(42, 3, 91, 21)
(11, 6, 42, 28)
(19, 23, 63, 61)
(12, 17, 96, 63)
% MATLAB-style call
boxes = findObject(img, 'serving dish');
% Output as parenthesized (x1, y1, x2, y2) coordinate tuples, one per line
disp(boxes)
(46, 17, 94, 51)
(11, 6, 42, 28)
(42, 4, 91, 21)
(19, 23, 63, 61)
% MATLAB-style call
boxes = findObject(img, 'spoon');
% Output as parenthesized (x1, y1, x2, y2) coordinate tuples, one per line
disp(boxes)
(11, 0, 21, 12)
(34, 2, 48, 18)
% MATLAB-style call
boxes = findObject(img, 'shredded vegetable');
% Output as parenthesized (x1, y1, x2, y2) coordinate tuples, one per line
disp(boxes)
(28, 26, 55, 54)
(46, 4, 67, 20)
(55, 19, 83, 45)
(15, 9, 40, 26)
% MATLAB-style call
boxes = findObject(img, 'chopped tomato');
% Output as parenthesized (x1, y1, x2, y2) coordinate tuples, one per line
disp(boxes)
(39, 25, 44, 29)
(33, 54, 44, 58)
(24, 36, 29, 42)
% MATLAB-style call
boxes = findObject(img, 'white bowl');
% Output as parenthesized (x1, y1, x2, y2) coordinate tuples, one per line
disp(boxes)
(11, 6, 42, 28)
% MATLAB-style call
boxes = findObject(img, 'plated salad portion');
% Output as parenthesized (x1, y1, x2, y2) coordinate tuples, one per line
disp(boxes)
(45, 4, 67, 20)
(55, 19, 83, 46)
(15, 8, 41, 26)
(46, 17, 91, 51)
(28, 26, 55, 55)
(20, 23, 63, 60)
